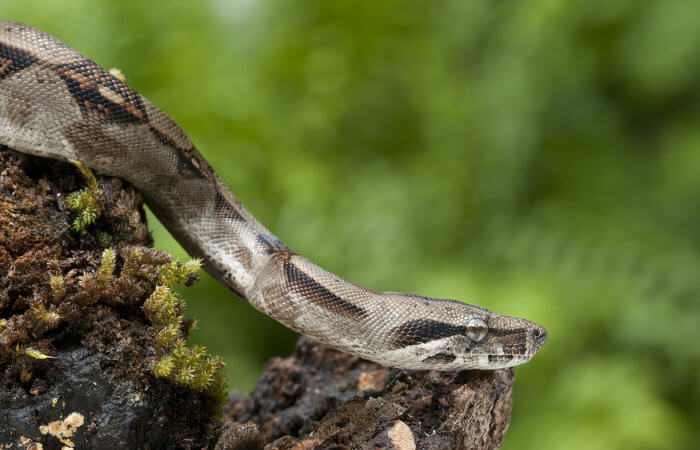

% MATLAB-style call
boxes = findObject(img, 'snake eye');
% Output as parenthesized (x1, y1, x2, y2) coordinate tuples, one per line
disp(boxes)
(466, 318, 487, 342)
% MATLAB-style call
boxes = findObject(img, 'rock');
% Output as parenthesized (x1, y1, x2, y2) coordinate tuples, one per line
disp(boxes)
(216, 422, 264, 450)
(224, 337, 514, 449)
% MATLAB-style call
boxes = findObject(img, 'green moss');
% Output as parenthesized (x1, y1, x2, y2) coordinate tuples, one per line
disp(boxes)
(157, 259, 202, 286)
(97, 248, 116, 285)
(95, 229, 114, 248)
(120, 247, 144, 278)
(120, 247, 172, 279)
(131, 252, 228, 408)
(153, 355, 175, 377)
(142, 285, 182, 326)
(49, 275, 66, 300)
(155, 323, 182, 347)
(26, 304, 61, 330)
(2, 150, 228, 419)
(66, 160, 103, 231)
(154, 339, 226, 405)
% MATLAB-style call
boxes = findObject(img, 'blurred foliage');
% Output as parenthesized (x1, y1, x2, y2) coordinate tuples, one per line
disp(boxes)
(3, 1, 700, 448)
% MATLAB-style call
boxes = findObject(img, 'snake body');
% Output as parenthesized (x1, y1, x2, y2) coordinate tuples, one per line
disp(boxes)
(0, 21, 546, 370)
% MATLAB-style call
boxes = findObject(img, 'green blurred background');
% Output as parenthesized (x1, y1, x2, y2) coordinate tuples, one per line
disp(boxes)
(3, 1, 700, 448)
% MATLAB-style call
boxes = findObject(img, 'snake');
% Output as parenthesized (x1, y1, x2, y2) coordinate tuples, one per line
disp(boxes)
(0, 21, 547, 370)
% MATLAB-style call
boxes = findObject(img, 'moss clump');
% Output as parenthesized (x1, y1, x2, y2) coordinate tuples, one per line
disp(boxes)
(65, 160, 103, 231)
(155, 323, 182, 347)
(166, 340, 226, 396)
(49, 275, 66, 300)
(157, 259, 202, 286)
(153, 354, 176, 377)
(25, 303, 61, 331)
(3, 243, 227, 409)
(97, 248, 116, 285)
(95, 229, 114, 248)
(142, 285, 183, 326)
(120, 247, 172, 279)
(140, 258, 227, 408)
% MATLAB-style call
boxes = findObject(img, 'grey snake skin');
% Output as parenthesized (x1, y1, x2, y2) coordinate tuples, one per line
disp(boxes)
(0, 21, 547, 370)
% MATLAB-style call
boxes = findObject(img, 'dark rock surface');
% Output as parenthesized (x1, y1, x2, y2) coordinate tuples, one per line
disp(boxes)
(1, 146, 514, 449)
(222, 337, 514, 449)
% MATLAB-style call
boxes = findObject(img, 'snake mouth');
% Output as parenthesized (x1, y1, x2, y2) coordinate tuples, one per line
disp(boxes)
(464, 324, 548, 369)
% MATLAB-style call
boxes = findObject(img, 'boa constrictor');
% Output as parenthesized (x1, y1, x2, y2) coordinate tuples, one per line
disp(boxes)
(0, 21, 546, 370)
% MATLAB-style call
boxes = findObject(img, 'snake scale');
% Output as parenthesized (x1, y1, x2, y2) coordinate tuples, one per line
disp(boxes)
(0, 21, 546, 370)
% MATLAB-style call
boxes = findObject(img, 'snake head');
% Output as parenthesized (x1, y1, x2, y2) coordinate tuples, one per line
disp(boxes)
(381, 293, 548, 370)
(454, 312, 549, 369)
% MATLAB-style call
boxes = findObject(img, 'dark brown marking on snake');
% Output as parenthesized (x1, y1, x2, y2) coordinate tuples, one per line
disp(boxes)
(489, 329, 527, 349)
(271, 250, 295, 263)
(422, 352, 457, 364)
(55, 60, 147, 125)
(5, 90, 34, 128)
(258, 233, 293, 255)
(390, 319, 466, 349)
(214, 191, 245, 221)
(233, 247, 253, 271)
(262, 284, 301, 322)
(489, 328, 526, 337)
(147, 124, 214, 181)
(0, 42, 38, 80)
(284, 261, 368, 320)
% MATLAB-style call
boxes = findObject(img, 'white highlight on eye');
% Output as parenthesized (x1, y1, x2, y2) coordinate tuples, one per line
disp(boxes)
(466, 318, 487, 342)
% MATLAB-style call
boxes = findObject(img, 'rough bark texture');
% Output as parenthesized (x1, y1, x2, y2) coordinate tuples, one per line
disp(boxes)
(0, 146, 514, 449)
(222, 337, 514, 449)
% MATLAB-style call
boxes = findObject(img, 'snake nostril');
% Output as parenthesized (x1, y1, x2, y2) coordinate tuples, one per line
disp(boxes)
(530, 326, 547, 344)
